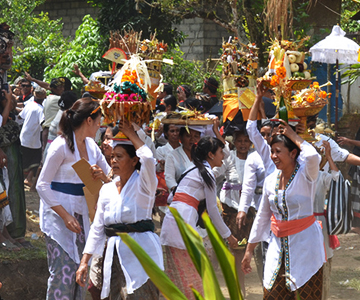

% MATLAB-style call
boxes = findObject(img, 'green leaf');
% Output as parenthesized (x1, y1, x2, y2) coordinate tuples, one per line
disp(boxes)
(118, 233, 188, 300)
(191, 287, 206, 300)
(202, 212, 244, 300)
(169, 207, 226, 300)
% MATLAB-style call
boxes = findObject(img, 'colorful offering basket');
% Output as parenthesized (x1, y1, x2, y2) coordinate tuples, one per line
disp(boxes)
(290, 81, 332, 141)
(161, 110, 214, 125)
(101, 100, 152, 127)
(84, 80, 107, 99)
(101, 53, 153, 126)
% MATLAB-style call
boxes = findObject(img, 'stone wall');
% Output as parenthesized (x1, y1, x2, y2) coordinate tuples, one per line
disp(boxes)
(33, 1, 228, 61)
(176, 18, 230, 61)
(33, 0, 98, 38)
(306, 0, 341, 39)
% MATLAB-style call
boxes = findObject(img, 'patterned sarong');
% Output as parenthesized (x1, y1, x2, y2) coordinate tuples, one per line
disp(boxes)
(104, 250, 159, 300)
(221, 203, 255, 243)
(45, 213, 86, 300)
(263, 258, 323, 300)
(164, 246, 203, 299)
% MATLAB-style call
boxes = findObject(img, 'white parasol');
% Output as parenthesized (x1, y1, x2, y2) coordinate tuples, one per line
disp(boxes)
(310, 25, 360, 130)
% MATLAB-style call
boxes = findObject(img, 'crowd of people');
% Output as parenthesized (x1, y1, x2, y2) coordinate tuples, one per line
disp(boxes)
(2, 22, 360, 300)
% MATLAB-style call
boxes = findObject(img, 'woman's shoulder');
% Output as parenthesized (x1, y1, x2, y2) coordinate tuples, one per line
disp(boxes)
(99, 180, 117, 196)
(51, 135, 66, 147)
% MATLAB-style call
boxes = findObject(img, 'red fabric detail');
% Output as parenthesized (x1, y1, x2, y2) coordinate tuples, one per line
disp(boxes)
(329, 235, 340, 249)
(155, 171, 169, 206)
(172, 193, 199, 210)
(271, 214, 316, 238)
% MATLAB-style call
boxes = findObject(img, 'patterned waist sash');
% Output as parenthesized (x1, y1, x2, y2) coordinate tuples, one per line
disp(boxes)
(50, 182, 85, 196)
(271, 214, 316, 238)
(105, 219, 154, 237)
(0, 190, 8, 209)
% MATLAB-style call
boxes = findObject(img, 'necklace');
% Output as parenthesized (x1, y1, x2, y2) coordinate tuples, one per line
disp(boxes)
(274, 162, 300, 221)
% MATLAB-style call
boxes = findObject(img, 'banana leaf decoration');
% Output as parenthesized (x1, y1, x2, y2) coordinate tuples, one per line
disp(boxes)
(119, 209, 244, 299)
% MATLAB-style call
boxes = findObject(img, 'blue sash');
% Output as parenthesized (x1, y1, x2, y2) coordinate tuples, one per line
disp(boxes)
(50, 182, 85, 196)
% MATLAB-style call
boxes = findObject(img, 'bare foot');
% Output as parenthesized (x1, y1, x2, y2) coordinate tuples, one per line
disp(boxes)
(351, 227, 360, 235)
(24, 179, 33, 187)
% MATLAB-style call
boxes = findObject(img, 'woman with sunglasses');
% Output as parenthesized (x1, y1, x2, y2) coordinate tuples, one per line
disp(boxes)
(37, 98, 111, 300)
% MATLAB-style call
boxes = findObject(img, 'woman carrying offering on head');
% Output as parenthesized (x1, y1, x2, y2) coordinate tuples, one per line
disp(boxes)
(242, 120, 325, 300)
(76, 119, 163, 300)
(36, 98, 111, 300)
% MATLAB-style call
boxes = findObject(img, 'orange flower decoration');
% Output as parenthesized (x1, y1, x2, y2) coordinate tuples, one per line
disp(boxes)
(276, 66, 287, 79)
(121, 70, 139, 84)
(307, 94, 315, 103)
(319, 91, 327, 98)
(313, 82, 319, 89)
(270, 75, 280, 86)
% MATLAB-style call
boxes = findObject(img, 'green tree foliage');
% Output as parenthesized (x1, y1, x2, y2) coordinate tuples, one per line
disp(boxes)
(341, 0, 360, 33)
(44, 15, 109, 94)
(88, 0, 184, 48)
(0, 0, 68, 80)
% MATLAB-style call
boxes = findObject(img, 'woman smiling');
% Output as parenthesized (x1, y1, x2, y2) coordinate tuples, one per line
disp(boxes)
(242, 120, 325, 300)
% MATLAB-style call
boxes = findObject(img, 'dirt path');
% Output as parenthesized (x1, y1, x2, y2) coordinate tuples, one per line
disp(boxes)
(1, 190, 360, 299)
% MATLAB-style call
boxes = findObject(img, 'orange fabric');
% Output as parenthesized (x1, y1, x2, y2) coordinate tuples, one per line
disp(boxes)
(222, 94, 239, 121)
(270, 214, 316, 238)
(155, 171, 169, 206)
(173, 193, 199, 210)
(354, 211, 360, 218)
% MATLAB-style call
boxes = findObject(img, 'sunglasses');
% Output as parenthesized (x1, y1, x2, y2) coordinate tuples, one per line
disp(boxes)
(21, 84, 31, 88)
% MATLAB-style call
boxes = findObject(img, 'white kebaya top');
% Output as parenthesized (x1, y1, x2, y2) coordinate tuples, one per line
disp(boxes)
(161, 162, 231, 249)
(249, 141, 325, 291)
(239, 150, 266, 213)
(83, 145, 163, 299)
(213, 150, 244, 210)
(164, 145, 193, 190)
(37, 135, 110, 264)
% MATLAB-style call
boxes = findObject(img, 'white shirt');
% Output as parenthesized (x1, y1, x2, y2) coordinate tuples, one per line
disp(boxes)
(314, 133, 349, 172)
(239, 151, 266, 212)
(314, 170, 339, 259)
(83, 145, 163, 299)
(246, 120, 276, 176)
(249, 141, 325, 291)
(213, 150, 244, 210)
(42, 94, 60, 128)
(49, 109, 63, 141)
(19, 100, 44, 149)
(157, 142, 177, 162)
(161, 162, 231, 249)
(36, 135, 110, 264)
(164, 145, 193, 190)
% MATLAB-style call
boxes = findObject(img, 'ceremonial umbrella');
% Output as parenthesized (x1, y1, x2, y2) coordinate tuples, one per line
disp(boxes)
(309, 25, 360, 130)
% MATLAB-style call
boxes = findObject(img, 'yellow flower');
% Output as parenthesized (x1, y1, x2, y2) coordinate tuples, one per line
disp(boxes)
(292, 95, 303, 104)
(313, 82, 319, 89)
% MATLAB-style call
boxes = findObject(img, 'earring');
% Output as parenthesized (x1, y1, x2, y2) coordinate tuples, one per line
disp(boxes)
(211, 157, 214, 160)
